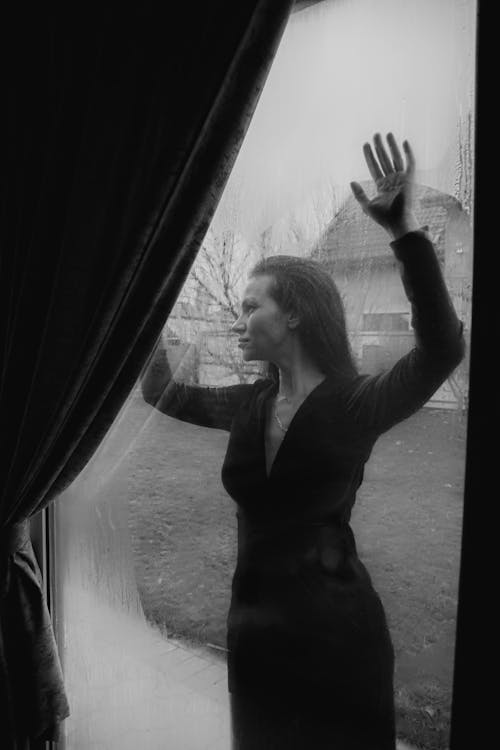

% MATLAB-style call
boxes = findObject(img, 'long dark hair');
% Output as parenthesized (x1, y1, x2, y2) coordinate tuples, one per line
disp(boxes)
(250, 255, 359, 383)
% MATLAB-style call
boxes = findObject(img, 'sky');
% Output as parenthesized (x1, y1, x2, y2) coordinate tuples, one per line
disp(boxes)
(214, 0, 477, 243)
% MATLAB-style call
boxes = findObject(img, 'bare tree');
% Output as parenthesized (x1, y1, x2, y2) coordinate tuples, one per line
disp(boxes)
(190, 227, 249, 321)
(186, 200, 265, 383)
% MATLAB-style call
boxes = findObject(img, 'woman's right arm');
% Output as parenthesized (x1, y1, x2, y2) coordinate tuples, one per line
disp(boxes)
(140, 338, 253, 432)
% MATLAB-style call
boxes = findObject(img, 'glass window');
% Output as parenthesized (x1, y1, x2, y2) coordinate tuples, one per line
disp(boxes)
(54, 1, 476, 747)
(362, 313, 411, 332)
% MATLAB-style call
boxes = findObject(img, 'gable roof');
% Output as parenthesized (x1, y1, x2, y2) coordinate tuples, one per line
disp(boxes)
(311, 183, 462, 271)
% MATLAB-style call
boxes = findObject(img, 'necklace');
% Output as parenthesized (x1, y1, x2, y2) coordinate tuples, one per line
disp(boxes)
(274, 406, 288, 433)
(276, 392, 291, 404)
(274, 389, 291, 432)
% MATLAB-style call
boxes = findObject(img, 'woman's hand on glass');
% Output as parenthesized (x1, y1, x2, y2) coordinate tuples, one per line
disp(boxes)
(350, 133, 419, 241)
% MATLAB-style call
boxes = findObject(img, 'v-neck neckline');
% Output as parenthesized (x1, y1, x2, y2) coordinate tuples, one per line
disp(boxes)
(262, 376, 328, 479)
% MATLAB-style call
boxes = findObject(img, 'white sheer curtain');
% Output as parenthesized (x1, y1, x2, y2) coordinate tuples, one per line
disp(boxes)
(54, 1, 476, 747)
(55, 386, 234, 749)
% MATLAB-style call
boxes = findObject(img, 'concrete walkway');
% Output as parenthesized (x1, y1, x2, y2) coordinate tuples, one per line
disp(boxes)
(62, 586, 418, 749)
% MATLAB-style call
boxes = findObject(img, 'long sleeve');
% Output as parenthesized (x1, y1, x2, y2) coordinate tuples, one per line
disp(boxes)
(140, 340, 254, 431)
(341, 229, 465, 437)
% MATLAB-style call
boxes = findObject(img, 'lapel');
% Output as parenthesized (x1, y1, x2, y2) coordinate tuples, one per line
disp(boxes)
(259, 377, 330, 480)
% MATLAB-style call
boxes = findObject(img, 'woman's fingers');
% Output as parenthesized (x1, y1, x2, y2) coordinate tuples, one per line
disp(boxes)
(363, 143, 383, 182)
(403, 139, 416, 175)
(362, 133, 414, 187)
(374, 133, 394, 175)
(350, 181, 369, 210)
(387, 132, 404, 172)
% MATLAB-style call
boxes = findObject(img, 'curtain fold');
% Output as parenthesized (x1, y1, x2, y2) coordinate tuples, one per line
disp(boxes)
(0, 2, 294, 745)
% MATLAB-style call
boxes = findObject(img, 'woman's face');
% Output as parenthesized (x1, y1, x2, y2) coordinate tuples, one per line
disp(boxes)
(232, 274, 294, 362)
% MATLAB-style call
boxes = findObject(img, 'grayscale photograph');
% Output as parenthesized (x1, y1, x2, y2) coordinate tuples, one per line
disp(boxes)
(1, 1, 482, 749)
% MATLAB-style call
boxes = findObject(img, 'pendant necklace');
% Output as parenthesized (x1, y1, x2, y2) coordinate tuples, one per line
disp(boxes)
(274, 391, 291, 433)
(276, 391, 291, 404)
(274, 407, 288, 433)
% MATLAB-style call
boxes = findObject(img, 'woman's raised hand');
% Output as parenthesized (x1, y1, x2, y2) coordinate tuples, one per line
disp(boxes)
(350, 133, 419, 241)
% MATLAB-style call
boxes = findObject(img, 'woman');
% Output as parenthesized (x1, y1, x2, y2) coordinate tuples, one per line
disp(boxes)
(141, 133, 465, 749)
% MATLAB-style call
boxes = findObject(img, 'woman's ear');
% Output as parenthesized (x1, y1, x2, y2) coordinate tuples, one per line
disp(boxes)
(287, 312, 300, 330)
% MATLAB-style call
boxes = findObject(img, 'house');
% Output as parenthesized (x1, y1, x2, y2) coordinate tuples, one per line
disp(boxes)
(156, 182, 472, 405)
(311, 182, 473, 409)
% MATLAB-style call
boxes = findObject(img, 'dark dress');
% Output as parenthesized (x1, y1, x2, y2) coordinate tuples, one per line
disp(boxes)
(142, 230, 465, 749)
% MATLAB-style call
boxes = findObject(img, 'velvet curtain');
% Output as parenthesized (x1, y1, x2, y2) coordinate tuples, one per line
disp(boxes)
(0, 2, 294, 745)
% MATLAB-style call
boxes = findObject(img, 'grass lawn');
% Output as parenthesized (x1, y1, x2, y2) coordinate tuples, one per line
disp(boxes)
(104, 393, 466, 749)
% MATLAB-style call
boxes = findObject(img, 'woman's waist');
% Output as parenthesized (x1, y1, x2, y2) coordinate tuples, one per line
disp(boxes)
(231, 546, 374, 612)
(235, 518, 357, 573)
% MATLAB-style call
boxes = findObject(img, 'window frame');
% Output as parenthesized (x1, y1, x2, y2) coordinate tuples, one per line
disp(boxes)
(38, 2, 486, 748)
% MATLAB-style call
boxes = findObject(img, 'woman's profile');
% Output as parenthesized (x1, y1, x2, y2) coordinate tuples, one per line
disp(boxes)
(141, 133, 465, 749)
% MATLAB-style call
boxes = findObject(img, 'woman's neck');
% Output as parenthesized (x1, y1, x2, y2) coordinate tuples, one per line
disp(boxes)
(275, 351, 325, 401)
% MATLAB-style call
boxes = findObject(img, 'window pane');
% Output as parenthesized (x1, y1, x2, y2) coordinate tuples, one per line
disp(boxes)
(55, 1, 476, 747)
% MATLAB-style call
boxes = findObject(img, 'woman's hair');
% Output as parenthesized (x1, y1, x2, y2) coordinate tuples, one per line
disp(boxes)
(250, 254, 359, 382)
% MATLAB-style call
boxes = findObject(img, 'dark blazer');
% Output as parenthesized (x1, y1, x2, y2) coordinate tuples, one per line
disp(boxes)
(141, 230, 464, 749)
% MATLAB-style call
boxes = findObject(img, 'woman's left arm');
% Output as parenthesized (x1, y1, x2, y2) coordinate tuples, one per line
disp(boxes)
(344, 134, 465, 434)
(342, 230, 465, 435)
(391, 229, 464, 366)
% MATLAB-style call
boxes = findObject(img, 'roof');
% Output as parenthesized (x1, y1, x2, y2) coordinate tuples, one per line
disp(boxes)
(311, 183, 463, 271)
(293, 0, 327, 11)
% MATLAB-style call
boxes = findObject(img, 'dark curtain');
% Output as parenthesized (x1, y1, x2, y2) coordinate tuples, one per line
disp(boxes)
(0, 2, 294, 746)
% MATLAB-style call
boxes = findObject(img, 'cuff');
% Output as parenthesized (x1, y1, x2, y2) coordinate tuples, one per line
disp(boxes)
(389, 226, 431, 250)
(389, 226, 436, 261)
